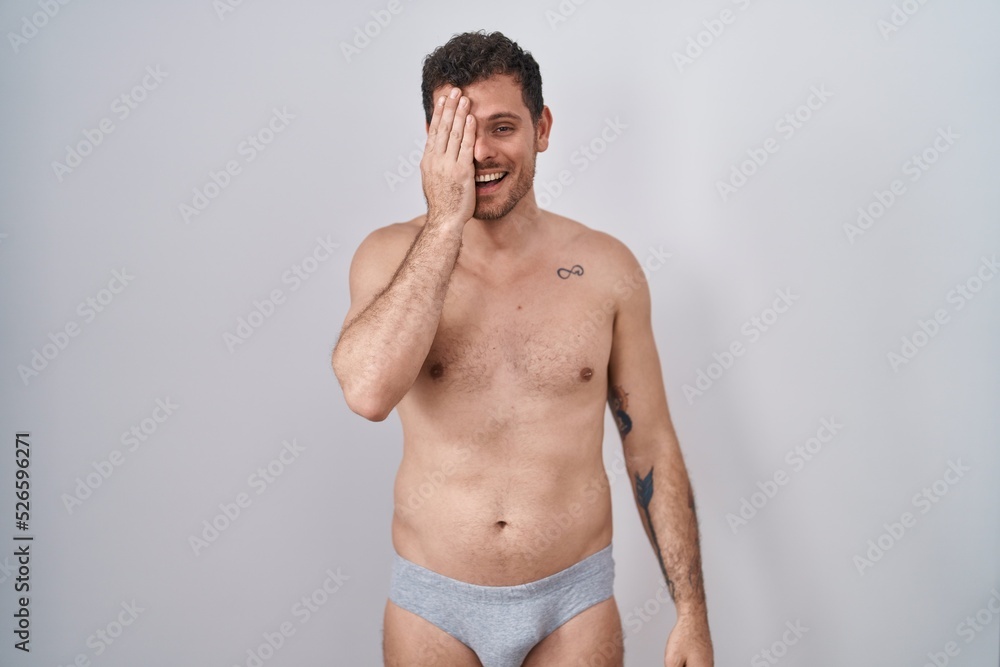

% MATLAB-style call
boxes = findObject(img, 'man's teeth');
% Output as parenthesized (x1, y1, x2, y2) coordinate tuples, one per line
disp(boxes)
(475, 172, 506, 183)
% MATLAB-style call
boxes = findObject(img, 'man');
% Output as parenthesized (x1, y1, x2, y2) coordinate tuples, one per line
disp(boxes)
(331, 31, 712, 667)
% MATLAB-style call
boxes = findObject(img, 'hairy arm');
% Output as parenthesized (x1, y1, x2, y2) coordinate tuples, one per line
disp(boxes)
(332, 87, 477, 421)
(331, 221, 463, 421)
(605, 242, 712, 664)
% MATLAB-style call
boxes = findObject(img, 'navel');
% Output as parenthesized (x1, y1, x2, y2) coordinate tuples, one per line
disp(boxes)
(429, 362, 444, 379)
(580, 367, 593, 381)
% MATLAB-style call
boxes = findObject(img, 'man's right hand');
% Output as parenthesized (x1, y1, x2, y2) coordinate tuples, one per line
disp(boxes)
(420, 87, 477, 227)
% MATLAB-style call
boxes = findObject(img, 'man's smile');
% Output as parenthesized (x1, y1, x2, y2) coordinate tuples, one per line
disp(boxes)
(474, 170, 508, 193)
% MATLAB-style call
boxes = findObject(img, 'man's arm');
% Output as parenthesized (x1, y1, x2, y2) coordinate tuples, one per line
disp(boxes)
(605, 243, 713, 665)
(331, 88, 476, 421)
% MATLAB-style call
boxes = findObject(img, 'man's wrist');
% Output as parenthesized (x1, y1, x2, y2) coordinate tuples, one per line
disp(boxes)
(425, 212, 467, 235)
(675, 602, 709, 622)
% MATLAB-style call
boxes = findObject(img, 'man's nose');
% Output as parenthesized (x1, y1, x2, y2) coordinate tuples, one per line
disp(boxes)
(473, 131, 496, 164)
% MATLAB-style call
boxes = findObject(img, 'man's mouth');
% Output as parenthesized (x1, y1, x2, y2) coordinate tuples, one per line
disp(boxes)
(475, 171, 508, 192)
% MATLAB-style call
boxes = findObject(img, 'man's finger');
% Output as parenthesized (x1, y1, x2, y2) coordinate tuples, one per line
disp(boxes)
(425, 94, 446, 151)
(447, 95, 470, 158)
(435, 87, 462, 153)
(457, 113, 476, 165)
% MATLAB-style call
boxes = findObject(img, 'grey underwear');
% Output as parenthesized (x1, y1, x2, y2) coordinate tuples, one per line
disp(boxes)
(388, 543, 615, 667)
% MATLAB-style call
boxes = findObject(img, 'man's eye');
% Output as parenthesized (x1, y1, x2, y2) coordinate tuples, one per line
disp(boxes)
(495, 126, 513, 133)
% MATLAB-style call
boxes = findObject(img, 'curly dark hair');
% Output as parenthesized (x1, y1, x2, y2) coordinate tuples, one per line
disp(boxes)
(421, 31, 543, 126)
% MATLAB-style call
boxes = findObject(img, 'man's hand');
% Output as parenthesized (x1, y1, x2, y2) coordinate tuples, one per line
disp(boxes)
(664, 612, 713, 667)
(421, 87, 477, 227)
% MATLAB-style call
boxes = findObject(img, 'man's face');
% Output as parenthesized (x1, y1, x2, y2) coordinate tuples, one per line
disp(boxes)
(430, 74, 550, 221)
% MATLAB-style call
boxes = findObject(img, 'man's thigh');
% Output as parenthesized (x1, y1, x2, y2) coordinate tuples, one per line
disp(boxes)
(522, 596, 624, 667)
(383, 599, 483, 667)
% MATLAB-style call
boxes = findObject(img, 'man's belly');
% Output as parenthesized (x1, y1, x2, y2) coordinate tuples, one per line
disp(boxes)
(390, 437, 613, 586)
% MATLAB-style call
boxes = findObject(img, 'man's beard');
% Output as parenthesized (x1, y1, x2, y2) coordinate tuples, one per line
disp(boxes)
(474, 152, 536, 221)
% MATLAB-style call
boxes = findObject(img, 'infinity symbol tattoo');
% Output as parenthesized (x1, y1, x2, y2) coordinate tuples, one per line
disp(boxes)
(557, 264, 584, 279)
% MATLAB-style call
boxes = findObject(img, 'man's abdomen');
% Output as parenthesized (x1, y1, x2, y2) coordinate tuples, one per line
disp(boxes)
(390, 417, 613, 586)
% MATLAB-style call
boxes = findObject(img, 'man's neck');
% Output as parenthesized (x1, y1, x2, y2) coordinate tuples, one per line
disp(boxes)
(462, 199, 545, 262)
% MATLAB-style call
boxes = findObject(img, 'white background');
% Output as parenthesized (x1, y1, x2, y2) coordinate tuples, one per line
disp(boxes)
(1, 1, 998, 665)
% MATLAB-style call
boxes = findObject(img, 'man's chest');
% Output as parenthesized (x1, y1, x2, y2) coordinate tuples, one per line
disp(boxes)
(418, 263, 616, 396)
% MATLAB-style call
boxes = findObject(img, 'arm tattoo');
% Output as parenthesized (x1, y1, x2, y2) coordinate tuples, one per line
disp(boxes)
(609, 385, 632, 437)
(613, 386, 702, 605)
(635, 467, 674, 599)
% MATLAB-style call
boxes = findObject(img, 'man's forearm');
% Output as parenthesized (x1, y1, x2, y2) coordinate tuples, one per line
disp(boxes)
(333, 219, 464, 418)
(627, 433, 707, 617)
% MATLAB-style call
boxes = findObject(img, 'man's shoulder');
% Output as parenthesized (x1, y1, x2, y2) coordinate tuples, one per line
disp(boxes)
(361, 215, 424, 246)
(547, 212, 642, 276)
(350, 216, 425, 266)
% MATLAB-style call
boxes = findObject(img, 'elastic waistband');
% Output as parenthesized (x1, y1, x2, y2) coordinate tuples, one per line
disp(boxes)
(390, 544, 614, 604)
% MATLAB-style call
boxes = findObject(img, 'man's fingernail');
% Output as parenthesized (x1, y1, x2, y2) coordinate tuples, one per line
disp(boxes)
(450, 88, 460, 99)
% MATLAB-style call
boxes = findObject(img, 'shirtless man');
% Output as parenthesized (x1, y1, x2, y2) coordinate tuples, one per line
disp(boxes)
(331, 31, 712, 667)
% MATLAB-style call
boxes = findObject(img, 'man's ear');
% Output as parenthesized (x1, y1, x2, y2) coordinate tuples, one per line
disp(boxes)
(535, 106, 553, 153)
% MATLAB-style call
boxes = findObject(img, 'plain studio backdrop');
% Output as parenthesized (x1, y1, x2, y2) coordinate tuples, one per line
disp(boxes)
(1, 1, 998, 665)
